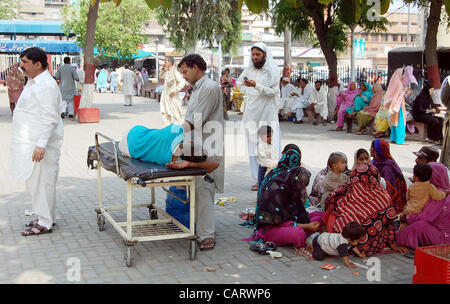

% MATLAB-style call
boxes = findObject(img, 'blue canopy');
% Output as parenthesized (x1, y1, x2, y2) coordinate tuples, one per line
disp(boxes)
(0, 40, 81, 54)
(0, 20, 72, 36)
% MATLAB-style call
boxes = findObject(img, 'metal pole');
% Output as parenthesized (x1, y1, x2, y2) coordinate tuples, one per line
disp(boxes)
(218, 38, 222, 82)
(155, 42, 159, 83)
(407, 4, 411, 47)
(350, 27, 356, 82)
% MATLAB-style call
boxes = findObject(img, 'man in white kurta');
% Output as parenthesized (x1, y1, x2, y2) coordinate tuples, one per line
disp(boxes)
(237, 42, 281, 190)
(310, 80, 328, 125)
(278, 77, 296, 119)
(121, 65, 135, 106)
(291, 78, 313, 123)
(160, 57, 185, 126)
(10, 47, 64, 236)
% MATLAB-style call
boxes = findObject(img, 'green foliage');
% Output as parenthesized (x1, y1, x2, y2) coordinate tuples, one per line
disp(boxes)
(156, 0, 241, 54)
(273, 0, 389, 54)
(144, 0, 172, 9)
(0, 0, 20, 19)
(272, 0, 316, 45)
(62, 0, 152, 59)
(244, 0, 269, 14)
(403, 0, 449, 23)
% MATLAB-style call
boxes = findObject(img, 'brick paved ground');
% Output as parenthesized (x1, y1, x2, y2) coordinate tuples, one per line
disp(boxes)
(0, 90, 427, 284)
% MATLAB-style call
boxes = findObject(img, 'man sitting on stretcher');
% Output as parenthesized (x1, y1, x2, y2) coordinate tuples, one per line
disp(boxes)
(118, 124, 219, 173)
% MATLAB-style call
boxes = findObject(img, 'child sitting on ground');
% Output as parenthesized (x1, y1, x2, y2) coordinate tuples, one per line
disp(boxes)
(256, 125, 279, 191)
(399, 163, 448, 229)
(319, 152, 350, 209)
(307, 222, 366, 268)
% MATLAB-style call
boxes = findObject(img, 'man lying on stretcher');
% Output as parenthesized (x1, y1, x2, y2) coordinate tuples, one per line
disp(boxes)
(118, 124, 219, 173)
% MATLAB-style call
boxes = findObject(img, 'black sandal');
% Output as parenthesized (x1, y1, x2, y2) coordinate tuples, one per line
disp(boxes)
(250, 242, 277, 254)
(21, 224, 53, 236)
(250, 242, 267, 254)
(265, 242, 277, 251)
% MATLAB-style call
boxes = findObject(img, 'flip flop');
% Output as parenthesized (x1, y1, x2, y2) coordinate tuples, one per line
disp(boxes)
(21, 224, 52, 236)
(265, 242, 277, 251)
(199, 238, 216, 251)
(250, 242, 267, 254)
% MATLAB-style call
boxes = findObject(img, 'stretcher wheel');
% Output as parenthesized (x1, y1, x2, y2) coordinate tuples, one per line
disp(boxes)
(97, 214, 105, 231)
(125, 247, 134, 267)
(149, 208, 158, 220)
(189, 240, 197, 260)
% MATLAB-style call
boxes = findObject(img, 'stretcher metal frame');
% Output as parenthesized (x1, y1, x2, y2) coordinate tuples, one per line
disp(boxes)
(93, 132, 198, 267)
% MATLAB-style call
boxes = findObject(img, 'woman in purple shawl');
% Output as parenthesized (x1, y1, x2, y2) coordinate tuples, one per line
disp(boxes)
(335, 82, 358, 131)
(370, 139, 407, 213)
(396, 162, 450, 249)
(402, 66, 418, 88)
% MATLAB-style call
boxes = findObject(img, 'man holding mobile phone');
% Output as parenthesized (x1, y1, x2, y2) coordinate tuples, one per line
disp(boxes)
(237, 42, 281, 191)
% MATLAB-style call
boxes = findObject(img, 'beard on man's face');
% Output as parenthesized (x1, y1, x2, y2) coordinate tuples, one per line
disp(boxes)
(252, 56, 266, 69)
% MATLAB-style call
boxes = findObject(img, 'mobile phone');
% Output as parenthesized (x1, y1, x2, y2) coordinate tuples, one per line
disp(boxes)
(244, 76, 248, 81)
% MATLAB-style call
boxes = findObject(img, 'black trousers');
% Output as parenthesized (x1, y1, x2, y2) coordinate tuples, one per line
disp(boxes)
(413, 113, 444, 141)
(312, 235, 327, 261)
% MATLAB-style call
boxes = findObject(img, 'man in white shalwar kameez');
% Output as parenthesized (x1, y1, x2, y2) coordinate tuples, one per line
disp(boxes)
(159, 57, 185, 126)
(309, 80, 328, 125)
(9, 47, 64, 236)
(291, 78, 313, 123)
(278, 77, 296, 120)
(237, 42, 281, 191)
(121, 65, 135, 106)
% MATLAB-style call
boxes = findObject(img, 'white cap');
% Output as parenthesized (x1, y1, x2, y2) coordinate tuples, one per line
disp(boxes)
(282, 77, 290, 82)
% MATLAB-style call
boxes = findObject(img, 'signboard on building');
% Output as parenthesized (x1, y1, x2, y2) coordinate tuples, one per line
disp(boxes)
(355, 38, 366, 58)
(241, 32, 252, 41)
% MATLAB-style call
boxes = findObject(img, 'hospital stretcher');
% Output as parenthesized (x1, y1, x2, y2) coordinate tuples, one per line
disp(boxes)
(87, 132, 211, 267)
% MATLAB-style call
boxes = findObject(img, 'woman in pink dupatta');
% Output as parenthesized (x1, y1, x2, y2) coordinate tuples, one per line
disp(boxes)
(335, 81, 358, 131)
(5, 64, 26, 115)
(356, 82, 383, 134)
(396, 162, 450, 250)
(384, 68, 407, 145)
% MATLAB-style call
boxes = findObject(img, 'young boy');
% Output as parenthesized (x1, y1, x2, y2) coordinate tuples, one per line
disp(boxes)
(307, 222, 366, 268)
(405, 163, 447, 214)
(399, 163, 448, 230)
(319, 152, 350, 209)
(256, 125, 279, 191)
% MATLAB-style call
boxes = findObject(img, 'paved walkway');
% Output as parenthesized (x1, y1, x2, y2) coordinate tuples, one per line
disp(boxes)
(0, 91, 427, 284)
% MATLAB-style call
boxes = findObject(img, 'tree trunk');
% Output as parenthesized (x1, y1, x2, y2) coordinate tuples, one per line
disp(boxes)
(80, 0, 100, 109)
(312, 12, 338, 88)
(283, 25, 292, 78)
(185, 0, 206, 54)
(425, 0, 443, 89)
(350, 25, 356, 82)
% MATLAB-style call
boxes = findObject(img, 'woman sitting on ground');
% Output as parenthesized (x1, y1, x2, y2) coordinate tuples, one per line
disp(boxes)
(370, 139, 407, 213)
(412, 82, 444, 145)
(356, 82, 382, 135)
(118, 124, 218, 172)
(396, 162, 450, 250)
(245, 144, 323, 248)
(322, 163, 408, 256)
